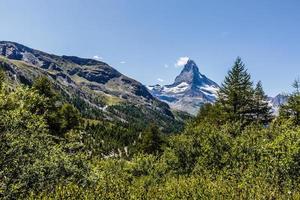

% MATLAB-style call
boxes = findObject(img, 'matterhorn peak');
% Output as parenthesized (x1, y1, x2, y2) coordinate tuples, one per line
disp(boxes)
(174, 58, 203, 85)
(148, 58, 220, 115)
(181, 59, 199, 73)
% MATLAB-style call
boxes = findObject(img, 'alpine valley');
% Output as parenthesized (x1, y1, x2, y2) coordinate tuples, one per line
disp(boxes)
(0, 41, 286, 122)
(0, 41, 297, 200)
(2, 2, 300, 199)
(0, 41, 190, 133)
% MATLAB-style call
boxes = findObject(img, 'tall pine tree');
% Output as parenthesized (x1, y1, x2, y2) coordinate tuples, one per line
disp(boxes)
(292, 78, 300, 95)
(253, 81, 272, 124)
(217, 57, 254, 123)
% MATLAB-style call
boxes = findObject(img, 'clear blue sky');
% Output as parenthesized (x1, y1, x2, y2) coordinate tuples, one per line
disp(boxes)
(0, 0, 299, 96)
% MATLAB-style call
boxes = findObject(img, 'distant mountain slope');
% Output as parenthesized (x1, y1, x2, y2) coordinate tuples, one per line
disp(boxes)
(267, 94, 289, 115)
(0, 41, 187, 132)
(148, 58, 219, 115)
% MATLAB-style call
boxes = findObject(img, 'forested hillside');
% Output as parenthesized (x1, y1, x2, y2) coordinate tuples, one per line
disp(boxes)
(1, 58, 300, 199)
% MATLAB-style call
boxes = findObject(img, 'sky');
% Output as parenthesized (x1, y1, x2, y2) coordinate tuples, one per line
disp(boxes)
(0, 0, 299, 96)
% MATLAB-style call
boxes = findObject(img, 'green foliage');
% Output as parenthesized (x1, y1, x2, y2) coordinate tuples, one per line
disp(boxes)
(59, 104, 82, 133)
(218, 57, 254, 123)
(253, 81, 272, 124)
(0, 68, 5, 89)
(83, 121, 141, 157)
(216, 58, 272, 128)
(1, 66, 300, 199)
(0, 84, 89, 199)
(32, 77, 82, 136)
(33, 77, 57, 99)
(164, 134, 201, 174)
(280, 79, 300, 125)
(108, 103, 185, 133)
(137, 124, 164, 155)
(71, 95, 106, 119)
(195, 103, 225, 126)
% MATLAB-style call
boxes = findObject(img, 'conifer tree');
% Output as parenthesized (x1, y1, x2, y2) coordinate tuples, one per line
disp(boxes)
(253, 81, 272, 124)
(33, 76, 56, 98)
(0, 69, 5, 89)
(60, 103, 82, 133)
(280, 78, 300, 124)
(32, 76, 82, 136)
(138, 124, 164, 155)
(292, 78, 300, 95)
(217, 57, 254, 123)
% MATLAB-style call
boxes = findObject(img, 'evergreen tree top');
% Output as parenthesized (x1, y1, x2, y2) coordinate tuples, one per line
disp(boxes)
(219, 57, 253, 98)
(254, 81, 266, 98)
(292, 78, 300, 95)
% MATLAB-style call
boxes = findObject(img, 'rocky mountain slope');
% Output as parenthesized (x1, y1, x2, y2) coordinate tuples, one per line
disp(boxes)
(0, 41, 186, 132)
(148, 58, 219, 115)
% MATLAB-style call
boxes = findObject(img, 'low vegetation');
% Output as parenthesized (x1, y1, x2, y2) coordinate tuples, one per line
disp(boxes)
(0, 58, 300, 199)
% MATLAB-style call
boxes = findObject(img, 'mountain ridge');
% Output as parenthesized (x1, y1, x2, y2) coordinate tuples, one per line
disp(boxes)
(0, 41, 157, 103)
(0, 41, 187, 132)
(1, 41, 287, 119)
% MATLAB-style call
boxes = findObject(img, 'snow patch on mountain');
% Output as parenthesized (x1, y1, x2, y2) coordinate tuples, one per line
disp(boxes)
(200, 84, 219, 97)
(163, 82, 189, 93)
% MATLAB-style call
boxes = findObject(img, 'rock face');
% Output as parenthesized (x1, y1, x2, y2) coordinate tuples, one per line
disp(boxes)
(0, 41, 176, 125)
(0, 41, 156, 102)
(148, 59, 219, 115)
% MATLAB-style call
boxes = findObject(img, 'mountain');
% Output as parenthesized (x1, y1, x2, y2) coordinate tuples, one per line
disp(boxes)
(148, 58, 219, 115)
(268, 94, 289, 115)
(0, 41, 187, 132)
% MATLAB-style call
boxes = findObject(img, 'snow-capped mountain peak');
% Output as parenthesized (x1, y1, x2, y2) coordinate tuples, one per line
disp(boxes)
(148, 57, 287, 116)
(174, 59, 199, 84)
(267, 94, 289, 115)
(148, 58, 219, 115)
